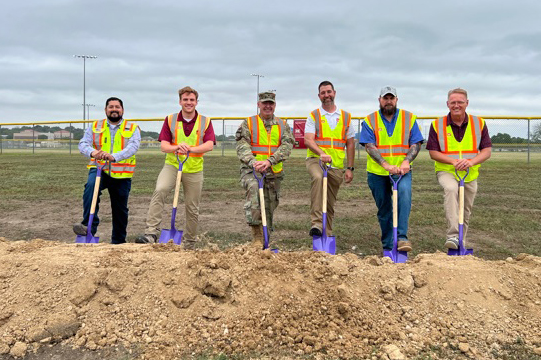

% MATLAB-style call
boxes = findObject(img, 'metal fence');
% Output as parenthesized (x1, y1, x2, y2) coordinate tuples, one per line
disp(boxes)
(1, 116, 540, 163)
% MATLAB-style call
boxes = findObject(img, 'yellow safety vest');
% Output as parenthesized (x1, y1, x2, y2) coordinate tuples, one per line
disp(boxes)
(165, 113, 210, 173)
(248, 115, 286, 174)
(306, 109, 351, 169)
(365, 110, 415, 176)
(88, 119, 138, 179)
(432, 115, 485, 182)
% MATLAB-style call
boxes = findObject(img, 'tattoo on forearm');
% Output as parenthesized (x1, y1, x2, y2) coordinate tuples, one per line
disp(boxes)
(365, 143, 386, 166)
(405, 143, 421, 163)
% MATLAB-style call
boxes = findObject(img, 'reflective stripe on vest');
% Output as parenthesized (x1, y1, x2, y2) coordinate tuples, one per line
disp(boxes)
(88, 119, 138, 179)
(365, 110, 414, 176)
(306, 109, 351, 169)
(248, 115, 284, 173)
(164, 114, 210, 173)
(433, 115, 484, 181)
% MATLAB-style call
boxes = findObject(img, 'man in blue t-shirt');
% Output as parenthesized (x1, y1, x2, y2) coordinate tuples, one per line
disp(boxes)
(359, 86, 424, 253)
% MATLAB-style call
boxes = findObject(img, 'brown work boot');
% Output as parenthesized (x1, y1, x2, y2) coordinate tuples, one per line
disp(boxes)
(182, 240, 196, 250)
(397, 240, 412, 252)
(250, 225, 264, 250)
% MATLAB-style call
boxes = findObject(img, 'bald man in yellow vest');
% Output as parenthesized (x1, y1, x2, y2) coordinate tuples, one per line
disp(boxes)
(427, 88, 492, 250)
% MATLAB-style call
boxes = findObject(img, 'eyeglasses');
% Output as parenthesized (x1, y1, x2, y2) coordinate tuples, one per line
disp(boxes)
(448, 101, 466, 106)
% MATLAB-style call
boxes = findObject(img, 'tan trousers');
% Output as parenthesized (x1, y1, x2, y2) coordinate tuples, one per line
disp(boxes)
(306, 157, 344, 236)
(437, 171, 478, 242)
(145, 163, 203, 243)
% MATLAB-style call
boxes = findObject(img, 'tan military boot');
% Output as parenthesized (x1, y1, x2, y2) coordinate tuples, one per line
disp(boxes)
(250, 225, 264, 250)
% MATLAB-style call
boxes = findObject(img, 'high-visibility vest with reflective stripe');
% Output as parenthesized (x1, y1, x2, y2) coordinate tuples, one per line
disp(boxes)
(306, 109, 351, 169)
(365, 110, 415, 176)
(165, 113, 210, 173)
(248, 115, 285, 174)
(88, 119, 138, 179)
(432, 115, 484, 182)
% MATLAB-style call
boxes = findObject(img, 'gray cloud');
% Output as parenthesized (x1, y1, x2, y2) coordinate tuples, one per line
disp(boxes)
(1, 0, 541, 131)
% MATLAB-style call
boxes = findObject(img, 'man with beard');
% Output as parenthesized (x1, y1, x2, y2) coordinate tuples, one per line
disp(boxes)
(136, 86, 215, 249)
(74, 97, 141, 244)
(427, 88, 491, 250)
(304, 81, 356, 239)
(359, 86, 424, 253)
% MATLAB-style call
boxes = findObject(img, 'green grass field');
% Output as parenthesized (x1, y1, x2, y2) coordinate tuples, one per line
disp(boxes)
(0, 149, 540, 260)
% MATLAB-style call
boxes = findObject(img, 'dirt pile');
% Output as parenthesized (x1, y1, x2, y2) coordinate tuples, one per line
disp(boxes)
(1, 237, 541, 359)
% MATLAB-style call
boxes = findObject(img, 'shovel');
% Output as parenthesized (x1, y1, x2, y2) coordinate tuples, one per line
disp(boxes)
(253, 168, 278, 252)
(448, 169, 473, 256)
(383, 175, 408, 263)
(312, 159, 336, 255)
(76, 161, 109, 244)
(159, 152, 189, 245)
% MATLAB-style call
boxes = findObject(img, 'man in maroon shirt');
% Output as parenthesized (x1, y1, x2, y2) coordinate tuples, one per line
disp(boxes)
(427, 88, 492, 250)
(136, 86, 216, 249)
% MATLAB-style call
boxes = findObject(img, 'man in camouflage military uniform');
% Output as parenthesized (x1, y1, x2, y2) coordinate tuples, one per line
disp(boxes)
(235, 91, 294, 249)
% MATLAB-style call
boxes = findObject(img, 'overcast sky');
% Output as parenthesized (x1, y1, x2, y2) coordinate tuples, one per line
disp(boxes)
(2, 0, 541, 133)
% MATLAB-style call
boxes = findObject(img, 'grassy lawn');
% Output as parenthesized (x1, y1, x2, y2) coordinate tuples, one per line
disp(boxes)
(0, 149, 540, 260)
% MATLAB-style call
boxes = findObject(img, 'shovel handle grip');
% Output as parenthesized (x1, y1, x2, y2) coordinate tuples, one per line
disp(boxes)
(252, 166, 266, 187)
(319, 159, 332, 173)
(176, 151, 190, 171)
(455, 168, 470, 183)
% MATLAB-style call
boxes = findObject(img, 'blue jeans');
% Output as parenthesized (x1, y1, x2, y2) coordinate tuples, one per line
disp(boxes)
(367, 172, 412, 250)
(81, 168, 132, 244)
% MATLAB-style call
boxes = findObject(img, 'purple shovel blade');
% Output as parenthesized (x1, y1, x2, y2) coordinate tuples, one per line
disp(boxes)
(159, 207, 183, 245)
(75, 234, 99, 244)
(448, 222, 473, 256)
(75, 213, 99, 244)
(312, 235, 324, 251)
(383, 227, 407, 263)
(159, 229, 183, 245)
(324, 235, 336, 255)
(383, 248, 408, 263)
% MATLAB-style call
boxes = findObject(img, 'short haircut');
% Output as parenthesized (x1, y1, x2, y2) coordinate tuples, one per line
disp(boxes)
(178, 86, 199, 100)
(105, 97, 123, 108)
(318, 81, 335, 92)
(448, 88, 468, 99)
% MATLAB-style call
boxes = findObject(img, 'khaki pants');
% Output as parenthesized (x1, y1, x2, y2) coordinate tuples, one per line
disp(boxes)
(306, 157, 344, 236)
(145, 163, 203, 243)
(437, 171, 478, 242)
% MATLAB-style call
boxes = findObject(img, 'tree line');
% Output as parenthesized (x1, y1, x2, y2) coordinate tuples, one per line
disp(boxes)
(0, 125, 159, 141)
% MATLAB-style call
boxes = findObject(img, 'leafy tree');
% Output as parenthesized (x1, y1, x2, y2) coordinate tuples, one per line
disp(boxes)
(532, 123, 541, 143)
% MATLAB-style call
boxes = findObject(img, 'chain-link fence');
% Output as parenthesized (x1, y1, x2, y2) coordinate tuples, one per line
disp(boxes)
(2, 117, 540, 162)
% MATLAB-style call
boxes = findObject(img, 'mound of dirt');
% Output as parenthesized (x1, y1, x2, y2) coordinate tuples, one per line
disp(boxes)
(1, 238, 541, 359)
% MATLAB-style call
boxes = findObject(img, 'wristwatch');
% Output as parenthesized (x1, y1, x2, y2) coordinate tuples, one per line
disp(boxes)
(346, 167, 354, 171)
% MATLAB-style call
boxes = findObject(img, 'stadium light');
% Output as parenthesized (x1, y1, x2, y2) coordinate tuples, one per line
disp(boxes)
(250, 74, 264, 114)
(74, 55, 97, 129)
(82, 104, 96, 121)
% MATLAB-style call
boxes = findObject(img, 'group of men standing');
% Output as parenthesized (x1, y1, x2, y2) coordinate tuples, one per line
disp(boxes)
(73, 82, 491, 254)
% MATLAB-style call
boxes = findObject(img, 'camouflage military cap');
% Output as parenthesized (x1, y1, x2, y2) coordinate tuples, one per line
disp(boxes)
(258, 91, 276, 103)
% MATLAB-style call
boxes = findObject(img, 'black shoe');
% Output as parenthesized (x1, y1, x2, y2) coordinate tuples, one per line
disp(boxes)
(73, 223, 87, 236)
(309, 228, 322, 237)
(135, 234, 157, 244)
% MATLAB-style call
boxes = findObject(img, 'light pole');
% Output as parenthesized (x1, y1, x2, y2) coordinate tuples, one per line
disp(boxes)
(250, 73, 264, 113)
(74, 55, 97, 129)
(83, 104, 96, 121)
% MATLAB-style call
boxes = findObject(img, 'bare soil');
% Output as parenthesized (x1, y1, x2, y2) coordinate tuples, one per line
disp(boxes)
(1, 237, 541, 359)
